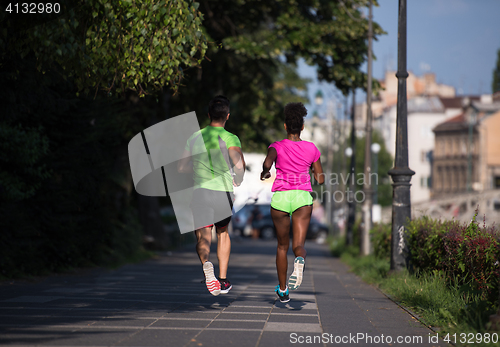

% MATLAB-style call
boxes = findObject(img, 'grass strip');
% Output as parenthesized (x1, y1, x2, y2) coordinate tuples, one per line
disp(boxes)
(334, 241, 500, 347)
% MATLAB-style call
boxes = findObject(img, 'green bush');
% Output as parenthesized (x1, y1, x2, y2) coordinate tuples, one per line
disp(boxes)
(407, 212, 500, 303)
(340, 215, 499, 337)
(370, 222, 391, 260)
(406, 217, 455, 272)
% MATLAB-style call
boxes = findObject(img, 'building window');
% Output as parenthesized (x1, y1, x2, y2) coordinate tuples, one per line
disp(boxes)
(420, 176, 428, 188)
(495, 176, 500, 189)
(461, 141, 466, 155)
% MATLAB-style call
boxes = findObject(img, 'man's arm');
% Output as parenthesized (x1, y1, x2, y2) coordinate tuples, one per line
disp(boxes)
(228, 146, 245, 186)
(260, 147, 277, 180)
(177, 149, 193, 173)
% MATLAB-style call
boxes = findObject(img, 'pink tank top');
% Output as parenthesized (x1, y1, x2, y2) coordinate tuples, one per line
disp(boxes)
(269, 139, 321, 192)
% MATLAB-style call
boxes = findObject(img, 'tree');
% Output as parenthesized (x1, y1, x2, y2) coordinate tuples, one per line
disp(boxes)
(170, 0, 384, 151)
(0, 0, 207, 96)
(493, 48, 500, 94)
(335, 130, 391, 207)
(219, 0, 384, 95)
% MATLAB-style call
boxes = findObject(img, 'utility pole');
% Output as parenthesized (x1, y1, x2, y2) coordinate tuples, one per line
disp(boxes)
(325, 101, 333, 231)
(346, 90, 356, 246)
(388, 0, 415, 271)
(339, 96, 348, 238)
(466, 100, 475, 192)
(361, 0, 373, 256)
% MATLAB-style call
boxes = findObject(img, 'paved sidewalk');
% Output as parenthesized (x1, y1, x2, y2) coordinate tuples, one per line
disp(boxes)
(0, 239, 448, 346)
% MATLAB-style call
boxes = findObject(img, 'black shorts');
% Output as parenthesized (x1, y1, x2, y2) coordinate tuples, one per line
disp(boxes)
(191, 188, 234, 230)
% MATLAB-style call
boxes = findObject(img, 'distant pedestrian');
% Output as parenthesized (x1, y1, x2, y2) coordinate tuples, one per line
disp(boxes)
(260, 102, 324, 303)
(178, 95, 245, 296)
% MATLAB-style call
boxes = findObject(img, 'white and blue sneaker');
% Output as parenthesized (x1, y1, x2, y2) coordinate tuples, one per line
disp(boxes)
(275, 285, 290, 303)
(288, 256, 305, 290)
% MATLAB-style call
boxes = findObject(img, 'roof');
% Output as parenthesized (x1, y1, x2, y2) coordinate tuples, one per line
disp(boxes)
(494, 91, 500, 102)
(407, 96, 444, 113)
(471, 100, 500, 112)
(438, 96, 480, 109)
(433, 113, 470, 132)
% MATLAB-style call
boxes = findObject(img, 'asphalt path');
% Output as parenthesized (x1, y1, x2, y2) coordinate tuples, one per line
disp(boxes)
(0, 238, 449, 347)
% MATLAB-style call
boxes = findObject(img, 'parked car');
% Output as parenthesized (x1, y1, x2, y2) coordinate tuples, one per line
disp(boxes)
(233, 203, 329, 244)
(232, 203, 271, 237)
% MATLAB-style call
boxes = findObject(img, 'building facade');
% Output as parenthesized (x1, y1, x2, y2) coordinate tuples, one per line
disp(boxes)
(432, 101, 500, 197)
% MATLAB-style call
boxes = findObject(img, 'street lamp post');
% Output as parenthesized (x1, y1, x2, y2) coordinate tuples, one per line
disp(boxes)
(388, 0, 415, 271)
(311, 111, 319, 140)
(361, 0, 373, 256)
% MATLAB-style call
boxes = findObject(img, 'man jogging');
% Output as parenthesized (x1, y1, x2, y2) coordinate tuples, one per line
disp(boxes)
(178, 95, 245, 296)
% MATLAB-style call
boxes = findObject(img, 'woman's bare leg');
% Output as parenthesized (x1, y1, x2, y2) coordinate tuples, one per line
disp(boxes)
(271, 208, 291, 290)
(291, 205, 312, 259)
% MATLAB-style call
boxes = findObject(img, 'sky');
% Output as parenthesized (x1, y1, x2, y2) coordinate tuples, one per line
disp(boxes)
(299, 0, 500, 116)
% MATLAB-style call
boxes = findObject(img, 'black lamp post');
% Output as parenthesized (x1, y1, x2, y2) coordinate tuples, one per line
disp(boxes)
(388, 0, 415, 271)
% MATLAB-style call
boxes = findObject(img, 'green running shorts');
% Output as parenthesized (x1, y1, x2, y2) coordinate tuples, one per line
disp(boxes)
(271, 190, 313, 215)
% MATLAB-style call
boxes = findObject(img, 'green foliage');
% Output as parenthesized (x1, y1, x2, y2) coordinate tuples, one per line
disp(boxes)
(0, 0, 207, 96)
(0, 124, 51, 201)
(355, 131, 393, 206)
(406, 212, 500, 303)
(493, 48, 500, 93)
(334, 130, 393, 206)
(340, 220, 500, 338)
(331, 236, 359, 258)
(380, 270, 495, 331)
(371, 222, 391, 259)
(219, 0, 385, 95)
(171, 0, 385, 151)
(406, 217, 451, 271)
(0, 57, 145, 278)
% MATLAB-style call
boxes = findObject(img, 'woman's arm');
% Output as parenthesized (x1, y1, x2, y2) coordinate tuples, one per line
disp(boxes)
(311, 159, 325, 184)
(260, 147, 277, 180)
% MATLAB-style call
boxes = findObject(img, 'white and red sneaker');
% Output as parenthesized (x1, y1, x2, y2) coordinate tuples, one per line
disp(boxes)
(203, 261, 221, 296)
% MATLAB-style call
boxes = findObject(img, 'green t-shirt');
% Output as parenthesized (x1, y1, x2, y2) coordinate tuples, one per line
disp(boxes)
(185, 126, 241, 192)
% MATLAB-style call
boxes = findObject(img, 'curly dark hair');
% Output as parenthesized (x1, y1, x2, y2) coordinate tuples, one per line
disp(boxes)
(284, 102, 307, 134)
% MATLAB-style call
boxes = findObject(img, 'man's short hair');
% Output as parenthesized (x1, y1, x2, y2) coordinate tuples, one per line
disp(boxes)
(208, 95, 230, 121)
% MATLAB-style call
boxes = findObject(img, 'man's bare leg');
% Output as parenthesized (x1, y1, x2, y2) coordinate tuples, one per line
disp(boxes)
(216, 225, 231, 279)
(196, 226, 221, 296)
(195, 226, 213, 264)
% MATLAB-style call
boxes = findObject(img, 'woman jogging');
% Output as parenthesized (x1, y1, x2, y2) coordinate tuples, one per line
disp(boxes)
(260, 102, 324, 303)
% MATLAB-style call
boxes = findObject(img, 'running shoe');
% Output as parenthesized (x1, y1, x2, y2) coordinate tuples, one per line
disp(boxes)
(288, 256, 305, 291)
(219, 279, 232, 294)
(203, 261, 221, 296)
(275, 285, 290, 303)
